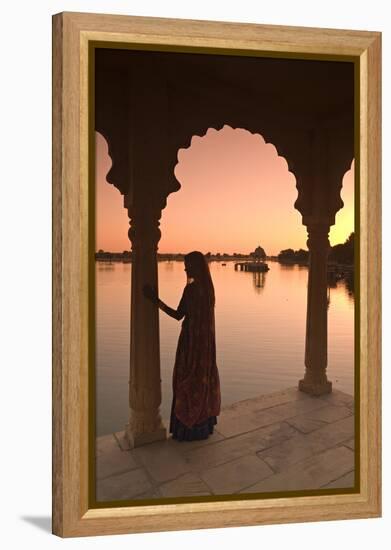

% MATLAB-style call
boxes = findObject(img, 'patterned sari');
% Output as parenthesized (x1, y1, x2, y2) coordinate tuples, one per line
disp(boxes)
(169, 281, 221, 440)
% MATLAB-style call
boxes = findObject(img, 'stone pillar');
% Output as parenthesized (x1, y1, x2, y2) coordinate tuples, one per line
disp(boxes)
(299, 223, 332, 396)
(124, 203, 167, 448)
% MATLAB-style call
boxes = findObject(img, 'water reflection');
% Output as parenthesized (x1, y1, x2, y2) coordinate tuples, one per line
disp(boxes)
(163, 260, 174, 271)
(252, 271, 267, 291)
(97, 261, 115, 272)
(327, 274, 354, 301)
(344, 272, 354, 296)
(95, 259, 355, 436)
(278, 262, 297, 271)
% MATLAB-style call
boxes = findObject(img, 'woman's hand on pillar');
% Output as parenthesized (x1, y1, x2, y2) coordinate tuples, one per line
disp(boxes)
(143, 284, 159, 304)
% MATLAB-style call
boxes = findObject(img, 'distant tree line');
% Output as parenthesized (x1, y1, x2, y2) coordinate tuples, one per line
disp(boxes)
(95, 250, 264, 261)
(96, 235, 354, 265)
(328, 232, 354, 265)
(95, 250, 132, 261)
(277, 232, 354, 266)
(277, 248, 309, 263)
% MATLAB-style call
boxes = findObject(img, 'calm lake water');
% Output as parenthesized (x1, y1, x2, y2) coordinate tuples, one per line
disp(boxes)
(95, 260, 355, 436)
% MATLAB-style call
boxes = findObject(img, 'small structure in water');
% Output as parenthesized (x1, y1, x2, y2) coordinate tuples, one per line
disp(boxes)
(235, 244, 269, 272)
(234, 261, 269, 272)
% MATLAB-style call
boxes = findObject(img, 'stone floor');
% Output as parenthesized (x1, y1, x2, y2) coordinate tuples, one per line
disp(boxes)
(95, 387, 356, 502)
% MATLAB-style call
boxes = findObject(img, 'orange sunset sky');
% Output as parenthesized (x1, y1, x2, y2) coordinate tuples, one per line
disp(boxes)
(95, 127, 354, 256)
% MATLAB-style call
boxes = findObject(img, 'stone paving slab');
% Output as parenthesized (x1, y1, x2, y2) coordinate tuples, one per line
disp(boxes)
(132, 487, 163, 500)
(114, 430, 131, 451)
(309, 405, 353, 423)
(285, 405, 353, 434)
(170, 428, 226, 453)
(239, 445, 355, 494)
(343, 438, 355, 450)
(263, 397, 331, 422)
(96, 468, 152, 501)
(131, 438, 192, 483)
(320, 389, 355, 409)
(210, 408, 281, 438)
(95, 435, 139, 480)
(221, 387, 307, 416)
(257, 415, 354, 473)
(183, 421, 297, 471)
(200, 454, 274, 495)
(284, 416, 327, 434)
(209, 386, 311, 439)
(95, 387, 356, 502)
(216, 395, 331, 438)
(321, 469, 355, 489)
(159, 473, 212, 497)
(96, 433, 120, 457)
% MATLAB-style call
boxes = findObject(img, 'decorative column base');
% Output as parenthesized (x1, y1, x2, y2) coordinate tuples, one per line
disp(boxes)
(125, 410, 167, 449)
(298, 376, 332, 396)
(124, 405, 167, 448)
(124, 421, 167, 449)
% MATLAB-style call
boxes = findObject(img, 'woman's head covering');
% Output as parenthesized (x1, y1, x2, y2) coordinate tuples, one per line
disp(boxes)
(184, 251, 215, 308)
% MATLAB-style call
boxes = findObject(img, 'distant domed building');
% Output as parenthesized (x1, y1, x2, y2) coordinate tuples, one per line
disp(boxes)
(251, 246, 266, 262)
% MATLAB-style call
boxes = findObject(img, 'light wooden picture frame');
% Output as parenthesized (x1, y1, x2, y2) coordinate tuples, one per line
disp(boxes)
(52, 11, 381, 538)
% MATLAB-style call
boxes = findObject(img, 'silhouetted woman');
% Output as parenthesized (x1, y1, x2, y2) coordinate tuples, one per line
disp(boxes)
(143, 251, 221, 441)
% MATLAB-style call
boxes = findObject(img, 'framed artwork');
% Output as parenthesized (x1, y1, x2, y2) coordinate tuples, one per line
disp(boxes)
(52, 11, 381, 537)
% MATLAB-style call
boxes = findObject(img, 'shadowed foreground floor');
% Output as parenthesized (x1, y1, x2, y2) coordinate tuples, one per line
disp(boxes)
(95, 387, 355, 502)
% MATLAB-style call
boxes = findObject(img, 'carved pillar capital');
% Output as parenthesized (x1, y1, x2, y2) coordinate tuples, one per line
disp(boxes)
(127, 205, 162, 252)
(306, 223, 331, 251)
